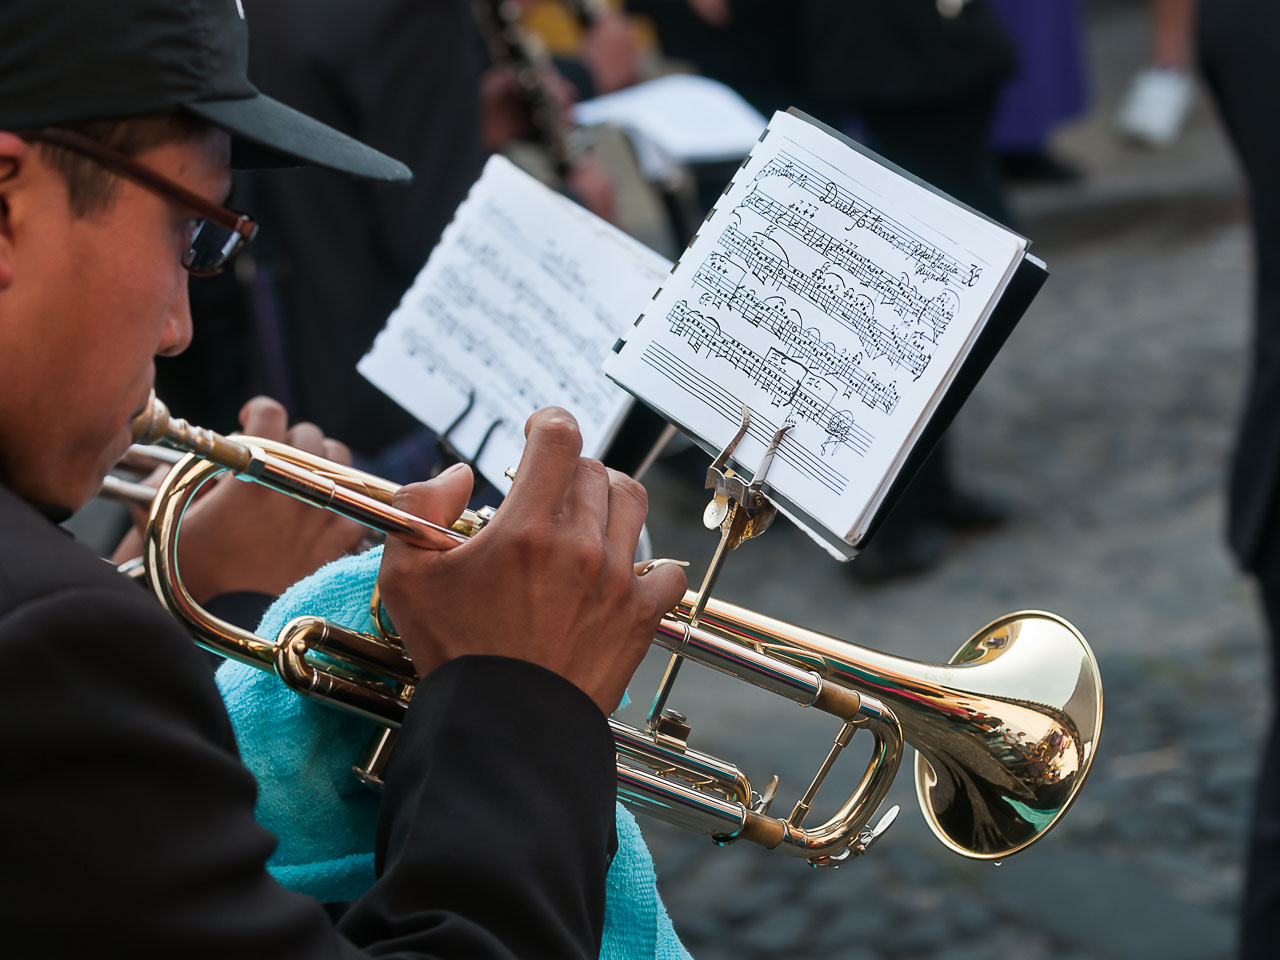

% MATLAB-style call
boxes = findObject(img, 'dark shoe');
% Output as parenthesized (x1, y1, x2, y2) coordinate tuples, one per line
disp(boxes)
(932, 489, 1011, 533)
(998, 150, 1084, 185)
(850, 523, 947, 584)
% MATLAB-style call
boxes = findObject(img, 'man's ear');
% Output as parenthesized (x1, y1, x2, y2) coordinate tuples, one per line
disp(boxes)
(0, 132, 32, 291)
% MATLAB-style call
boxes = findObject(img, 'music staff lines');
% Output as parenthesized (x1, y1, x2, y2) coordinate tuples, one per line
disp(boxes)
(690, 262, 899, 414)
(716, 220, 950, 379)
(412, 266, 608, 423)
(737, 188, 959, 348)
(640, 341, 852, 495)
(757, 151, 981, 288)
(662, 301, 874, 460)
(455, 224, 601, 361)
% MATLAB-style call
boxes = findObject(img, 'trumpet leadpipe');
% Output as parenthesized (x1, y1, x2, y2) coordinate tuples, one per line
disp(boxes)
(99, 474, 160, 509)
(120, 442, 184, 471)
(132, 392, 471, 549)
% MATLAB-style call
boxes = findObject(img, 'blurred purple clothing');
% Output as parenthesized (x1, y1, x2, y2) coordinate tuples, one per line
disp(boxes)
(989, 0, 1089, 151)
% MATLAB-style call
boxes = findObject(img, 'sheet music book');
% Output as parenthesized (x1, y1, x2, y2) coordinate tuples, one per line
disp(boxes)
(358, 155, 671, 495)
(573, 74, 769, 178)
(604, 109, 1046, 559)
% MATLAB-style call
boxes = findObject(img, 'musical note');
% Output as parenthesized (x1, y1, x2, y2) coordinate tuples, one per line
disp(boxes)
(714, 221, 945, 380)
(737, 189, 958, 343)
(636, 339, 865, 495)
(690, 265, 899, 413)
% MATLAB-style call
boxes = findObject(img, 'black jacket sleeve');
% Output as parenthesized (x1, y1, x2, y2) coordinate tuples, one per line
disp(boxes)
(0, 585, 615, 959)
(337, 657, 618, 958)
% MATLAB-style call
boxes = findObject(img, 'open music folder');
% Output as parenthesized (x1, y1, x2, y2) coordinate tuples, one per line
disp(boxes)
(357, 154, 672, 492)
(605, 109, 1048, 559)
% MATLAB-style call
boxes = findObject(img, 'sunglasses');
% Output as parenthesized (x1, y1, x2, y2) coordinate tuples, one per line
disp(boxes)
(24, 127, 258, 276)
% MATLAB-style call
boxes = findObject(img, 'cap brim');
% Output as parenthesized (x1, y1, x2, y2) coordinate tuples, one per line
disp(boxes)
(184, 93, 412, 183)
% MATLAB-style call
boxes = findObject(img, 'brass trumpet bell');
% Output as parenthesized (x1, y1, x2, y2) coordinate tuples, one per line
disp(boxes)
(678, 599, 1101, 860)
(918, 614, 1100, 859)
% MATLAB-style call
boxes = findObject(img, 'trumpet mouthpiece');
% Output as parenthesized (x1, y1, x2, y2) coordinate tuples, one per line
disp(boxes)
(131, 391, 172, 445)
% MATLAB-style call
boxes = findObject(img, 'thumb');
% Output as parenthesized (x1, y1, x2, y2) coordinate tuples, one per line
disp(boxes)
(635, 559, 688, 622)
(391, 463, 475, 535)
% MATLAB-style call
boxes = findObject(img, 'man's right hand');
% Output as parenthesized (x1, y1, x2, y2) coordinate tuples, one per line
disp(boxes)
(377, 407, 687, 715)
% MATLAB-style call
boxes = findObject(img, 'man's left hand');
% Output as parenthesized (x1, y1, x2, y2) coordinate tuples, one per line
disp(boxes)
(111, 396, 367, 603)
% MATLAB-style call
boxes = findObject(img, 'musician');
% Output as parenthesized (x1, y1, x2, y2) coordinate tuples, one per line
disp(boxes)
(0, 1, 686, 957)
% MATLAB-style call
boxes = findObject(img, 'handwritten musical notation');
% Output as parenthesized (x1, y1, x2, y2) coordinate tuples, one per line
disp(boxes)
(733, 190, 961, 350)
(661, 298, 878, 458)
(604, 110, 1027, 552)
(638, 339, 854, 496)
(690, 261, 900, 412)
(360, 155, 670, 494)
(757, 153, 982, 289)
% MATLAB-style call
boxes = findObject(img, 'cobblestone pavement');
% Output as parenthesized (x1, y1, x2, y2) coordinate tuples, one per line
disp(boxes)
(614, 8, 1263, 959)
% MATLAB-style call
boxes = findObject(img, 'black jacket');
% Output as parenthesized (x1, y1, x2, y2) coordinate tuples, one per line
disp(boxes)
(799, 0, 1016, 113)
(631, 0, 1014, 117)
(1200, 0, 1280, 579)
(0, 483, 616, 958)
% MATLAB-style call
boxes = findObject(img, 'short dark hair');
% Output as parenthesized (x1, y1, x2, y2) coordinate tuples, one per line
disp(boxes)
(23, 112, 211, 217)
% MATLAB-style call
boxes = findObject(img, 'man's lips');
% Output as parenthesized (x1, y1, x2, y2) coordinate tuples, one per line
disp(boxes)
(129, 390, 153, 422)
(127, 386, 155, 432)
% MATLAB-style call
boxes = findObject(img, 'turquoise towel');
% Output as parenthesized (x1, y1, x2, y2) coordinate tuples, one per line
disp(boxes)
(216, 547, 691, 960)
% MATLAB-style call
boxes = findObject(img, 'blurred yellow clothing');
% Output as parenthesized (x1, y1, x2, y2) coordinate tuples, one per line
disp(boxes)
(521, 1, 656, 57)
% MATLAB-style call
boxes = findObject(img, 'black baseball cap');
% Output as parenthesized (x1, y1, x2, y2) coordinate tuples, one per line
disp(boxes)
(0, 0, 411, 182)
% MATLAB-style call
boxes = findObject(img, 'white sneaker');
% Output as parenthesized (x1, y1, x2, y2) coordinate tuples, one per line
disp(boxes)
(1116, 67, 1194, 148)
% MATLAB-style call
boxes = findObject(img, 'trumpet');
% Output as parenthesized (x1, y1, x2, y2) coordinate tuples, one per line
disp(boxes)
(127, 393, 1102, 867)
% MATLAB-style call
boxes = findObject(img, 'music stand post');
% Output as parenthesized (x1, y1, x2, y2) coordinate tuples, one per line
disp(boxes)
(644, 404, 792, 740)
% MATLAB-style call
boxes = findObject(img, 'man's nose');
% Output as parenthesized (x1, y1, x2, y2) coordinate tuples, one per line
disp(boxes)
(157, 275, 194, 358)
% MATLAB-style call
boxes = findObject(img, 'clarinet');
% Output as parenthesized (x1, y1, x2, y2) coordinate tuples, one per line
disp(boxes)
(472, 0, 587, 181)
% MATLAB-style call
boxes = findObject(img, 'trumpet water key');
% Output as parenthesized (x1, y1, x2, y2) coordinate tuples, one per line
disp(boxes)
(128, 392, 1103, 866)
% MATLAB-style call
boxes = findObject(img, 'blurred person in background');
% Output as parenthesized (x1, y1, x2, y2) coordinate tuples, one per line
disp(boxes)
(1198, 2, 1280, 955)
(989, 0, 1090, 184)
(1118, 0, 1198, 148)
(801, 0, 1020, 581)
(520, 0, 645, 99)
(625, 0, 805, 214)
(158, 0, 486, 478)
